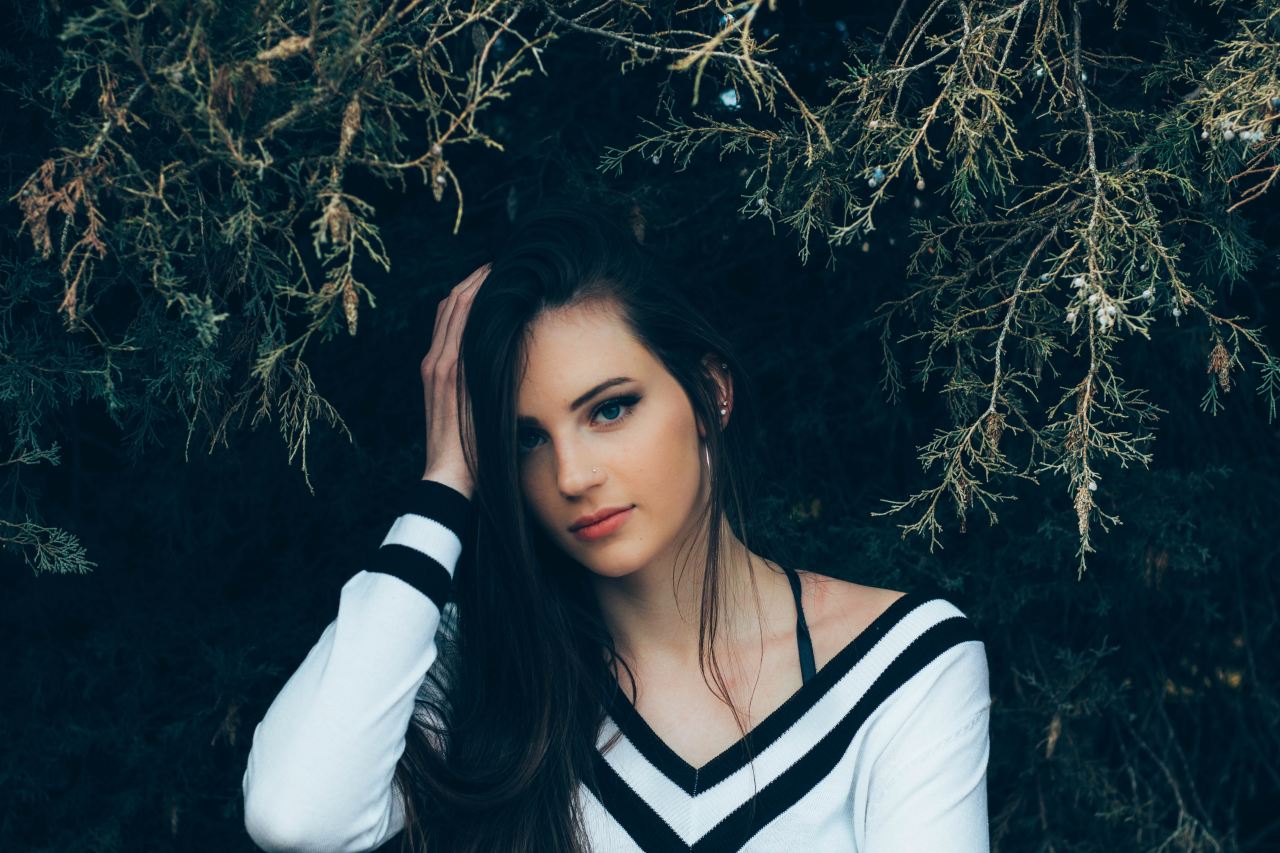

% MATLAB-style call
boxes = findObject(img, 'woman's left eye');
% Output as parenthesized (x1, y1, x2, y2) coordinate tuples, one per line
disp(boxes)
(593, 395, 640, 425)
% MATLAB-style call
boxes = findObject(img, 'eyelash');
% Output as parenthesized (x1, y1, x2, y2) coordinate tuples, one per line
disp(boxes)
(517, 395, 641, 455)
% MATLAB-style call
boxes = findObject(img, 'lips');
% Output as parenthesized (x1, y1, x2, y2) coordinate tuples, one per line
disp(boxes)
(570, 506, 634, 541)
(569, 505, 633, 532)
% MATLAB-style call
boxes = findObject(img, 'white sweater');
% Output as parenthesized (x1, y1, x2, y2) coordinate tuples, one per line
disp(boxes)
(242, 480, 992, 852)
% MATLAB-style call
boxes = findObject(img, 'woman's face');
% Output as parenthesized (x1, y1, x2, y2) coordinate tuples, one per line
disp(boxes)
(515, 301, 717, 578)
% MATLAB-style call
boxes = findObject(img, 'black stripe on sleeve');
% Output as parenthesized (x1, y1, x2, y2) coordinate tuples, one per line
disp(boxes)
(398, 478, 475, 540)
(369, 542, 455, 612)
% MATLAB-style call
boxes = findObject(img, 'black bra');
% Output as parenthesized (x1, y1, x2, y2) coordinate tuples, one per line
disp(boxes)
(782, 566, 817, 683)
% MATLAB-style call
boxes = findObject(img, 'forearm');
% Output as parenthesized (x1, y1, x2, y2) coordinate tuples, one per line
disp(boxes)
(242, 479, 474, 852)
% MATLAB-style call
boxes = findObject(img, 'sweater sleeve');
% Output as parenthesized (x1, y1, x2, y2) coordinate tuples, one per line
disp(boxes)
(242, 479, 474, 853)
(862, 637, 992, 852)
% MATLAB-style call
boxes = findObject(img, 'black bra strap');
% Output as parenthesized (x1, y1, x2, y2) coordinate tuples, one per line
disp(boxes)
(783, 566, 817, 683)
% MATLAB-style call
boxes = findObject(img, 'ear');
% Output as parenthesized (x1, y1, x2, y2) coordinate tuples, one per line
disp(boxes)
(697, 354, 734, 440)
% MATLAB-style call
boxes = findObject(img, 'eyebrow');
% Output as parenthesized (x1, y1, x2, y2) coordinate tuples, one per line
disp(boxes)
(516, 376, 635, 427)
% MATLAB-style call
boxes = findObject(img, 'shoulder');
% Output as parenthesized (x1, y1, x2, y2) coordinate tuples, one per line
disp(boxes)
(861, 609, 991, 799)
(799, 572, 905, 665)
(802, 570, 980, 640)
(801, 571, 988, 705)
(804, 573, 906, 628)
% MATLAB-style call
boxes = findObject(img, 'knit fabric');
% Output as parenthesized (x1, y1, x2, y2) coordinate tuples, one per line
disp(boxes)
(242, 481, 992, 852)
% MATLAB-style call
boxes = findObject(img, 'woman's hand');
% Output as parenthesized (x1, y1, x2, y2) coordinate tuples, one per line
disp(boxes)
(420, 262, 491, 499)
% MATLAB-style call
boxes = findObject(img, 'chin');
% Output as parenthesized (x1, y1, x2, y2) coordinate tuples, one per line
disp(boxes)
(568, 542, 651, 579)
(581, 563, 643, 580)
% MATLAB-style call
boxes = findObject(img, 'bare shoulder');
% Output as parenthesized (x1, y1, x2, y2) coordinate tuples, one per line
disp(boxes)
(797, 572, 907, 669)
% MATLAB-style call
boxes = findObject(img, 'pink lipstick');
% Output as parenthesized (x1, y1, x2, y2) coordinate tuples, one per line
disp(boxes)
(571, 506, 634, 541)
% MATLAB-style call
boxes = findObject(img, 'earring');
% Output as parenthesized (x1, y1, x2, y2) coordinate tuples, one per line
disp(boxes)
(718, 362, 729, 415)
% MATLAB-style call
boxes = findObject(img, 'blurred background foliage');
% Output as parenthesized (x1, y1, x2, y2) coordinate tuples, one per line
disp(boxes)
(1, 0, 1277, 850)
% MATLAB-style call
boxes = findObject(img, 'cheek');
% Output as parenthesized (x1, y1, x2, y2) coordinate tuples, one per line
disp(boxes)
(634, 404, 701, 492)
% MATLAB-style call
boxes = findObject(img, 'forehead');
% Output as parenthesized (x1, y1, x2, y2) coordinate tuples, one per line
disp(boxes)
(517, 302, 658, 401)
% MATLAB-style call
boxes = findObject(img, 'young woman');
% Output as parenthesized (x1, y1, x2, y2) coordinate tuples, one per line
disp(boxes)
(241, 202, 991, 852)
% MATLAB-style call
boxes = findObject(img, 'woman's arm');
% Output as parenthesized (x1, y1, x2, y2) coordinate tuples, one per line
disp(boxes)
(241, 478, 473, 853)
(862, 639, 992, 852)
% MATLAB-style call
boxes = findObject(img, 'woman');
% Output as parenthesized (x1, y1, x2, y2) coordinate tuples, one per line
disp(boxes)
(241, 201, 991, 852)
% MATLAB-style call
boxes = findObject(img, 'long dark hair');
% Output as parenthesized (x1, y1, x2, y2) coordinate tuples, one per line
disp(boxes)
(393, 198, 771, 852)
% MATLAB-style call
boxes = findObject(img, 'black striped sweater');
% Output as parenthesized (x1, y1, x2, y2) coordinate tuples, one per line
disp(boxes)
(242, 479, 992, 851)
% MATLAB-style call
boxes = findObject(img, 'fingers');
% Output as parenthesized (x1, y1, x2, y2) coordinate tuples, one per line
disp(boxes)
(441, 263, 490, 372)
(426, 263, 492, 372)
(435, 264, 487, 338)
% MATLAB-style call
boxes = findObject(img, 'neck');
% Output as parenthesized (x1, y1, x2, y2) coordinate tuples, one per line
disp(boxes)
(590, 512, 792, 671)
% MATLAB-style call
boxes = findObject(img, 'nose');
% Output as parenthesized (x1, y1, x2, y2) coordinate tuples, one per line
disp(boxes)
(555, 445, 605, 497)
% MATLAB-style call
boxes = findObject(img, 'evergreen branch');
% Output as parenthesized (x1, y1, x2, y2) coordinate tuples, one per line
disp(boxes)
(0, 518, 98, 576)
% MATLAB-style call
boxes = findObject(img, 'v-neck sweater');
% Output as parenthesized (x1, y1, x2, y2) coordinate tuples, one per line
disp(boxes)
(242, 480, 992, 852)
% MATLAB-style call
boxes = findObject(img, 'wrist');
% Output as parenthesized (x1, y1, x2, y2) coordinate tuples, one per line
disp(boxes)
(421, 469, 473, 502)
